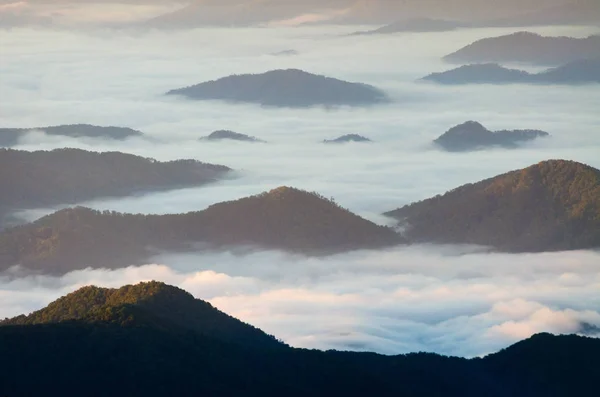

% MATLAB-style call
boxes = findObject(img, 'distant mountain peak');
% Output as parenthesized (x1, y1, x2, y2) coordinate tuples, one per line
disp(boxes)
(201, 129, 264, 142)
(323, 134, 372, 143)
(166, 69, 389, 108)
(434, 121, 549, 151)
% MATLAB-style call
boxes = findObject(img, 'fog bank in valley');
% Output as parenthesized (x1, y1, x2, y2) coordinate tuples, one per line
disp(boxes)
(1, 23, 599, 356)
(2, 247, 599, 357)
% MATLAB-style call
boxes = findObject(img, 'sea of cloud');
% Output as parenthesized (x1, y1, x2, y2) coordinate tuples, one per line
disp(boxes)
(2, 246, 599, 357)
(1, 23, 600, 356)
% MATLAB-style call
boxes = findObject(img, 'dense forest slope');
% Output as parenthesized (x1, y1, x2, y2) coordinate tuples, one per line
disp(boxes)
(166, 69, 390, 108)
(0, 187, 402, 274)
(443, 32, 600, 66)
(0, 148, 231, 227)
(423, 59, 600, 85)
(384, 160, 600, 252)
(434, 121, 549, 151)
(2, 281, 281, 349)
(0, 281, 598, 397)
(0, 124, 143, 147)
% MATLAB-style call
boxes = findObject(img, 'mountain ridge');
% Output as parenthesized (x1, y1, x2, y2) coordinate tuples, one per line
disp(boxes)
(0, 187, 402, 274)
(384, 160, 600, 252)
(443, 32, 600, 66)
(2, 281, 283, 349)
(0, 148, 231, 228)
(0, 280, 598, 396)
(423, 59, 600, 85)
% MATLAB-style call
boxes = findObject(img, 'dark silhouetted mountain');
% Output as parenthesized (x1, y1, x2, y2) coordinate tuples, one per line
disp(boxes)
(2, 281, 282, 349)
(384, 160, 600, 252)
(1, 281, 599, 397)
(0, 148, 231, 228)
(532, 58, 600, 84)
(423, 63, 530, 84)
(200, 130, 265, 142)
(0, 187, 402, 274)
(351, 18, 466, 35)
(166, 69, 390, 108)
(0, 124, 143, 147)
(423, 59, 600, 85)
(443, 32, 600, 66)
(433, 121, 549, 151)
(323, 134, 372, 143)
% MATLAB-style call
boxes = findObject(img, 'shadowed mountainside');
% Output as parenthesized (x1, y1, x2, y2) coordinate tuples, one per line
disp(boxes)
(423, 59, 600, 85)
(166, 69, 390, 108)
(433, 121, 549, 151)
(0, 187, 402, 274)
(443, 32, 600, 66)
(384, 160, 600, 252)
(0, 148, 231, 228)
(0, 281, 598, 397)
(0, 124, 143, 147)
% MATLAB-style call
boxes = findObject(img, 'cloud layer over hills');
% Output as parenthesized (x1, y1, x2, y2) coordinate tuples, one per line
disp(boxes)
(1, 23, 599, 358)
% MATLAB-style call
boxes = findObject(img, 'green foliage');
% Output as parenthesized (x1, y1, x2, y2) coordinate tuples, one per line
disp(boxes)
(1, 281, 283, 350)
(385, 160, 600, 252)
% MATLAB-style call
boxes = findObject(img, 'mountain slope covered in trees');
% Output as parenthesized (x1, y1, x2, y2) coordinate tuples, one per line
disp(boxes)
(0, 187, 402, 274)
(384, 160, 600, 252)
(0, 148, 231, 228)
(0, 281, 598, 397)
(2, 281, 281, 349)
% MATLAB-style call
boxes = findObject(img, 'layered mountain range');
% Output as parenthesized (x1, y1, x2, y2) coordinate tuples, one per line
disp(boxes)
(423, 59, 600, 85)
(0, 281, 598, 397)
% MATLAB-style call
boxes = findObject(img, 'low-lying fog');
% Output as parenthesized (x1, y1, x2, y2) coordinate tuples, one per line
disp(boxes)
(2, 247, 600, 357)
(1, 23, 599, 356)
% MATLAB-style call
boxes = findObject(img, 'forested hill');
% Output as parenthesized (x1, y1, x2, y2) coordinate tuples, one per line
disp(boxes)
(384, 160, 600, 252)
(0, 281, 599, 397)
(0, 148, 231, 227)
(0, 124, 143, 147)
(433, 121, 549, 151)
(0, 187, 402, 274)
(2, 281, 282, 349)
(166, 69, 390, 108)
